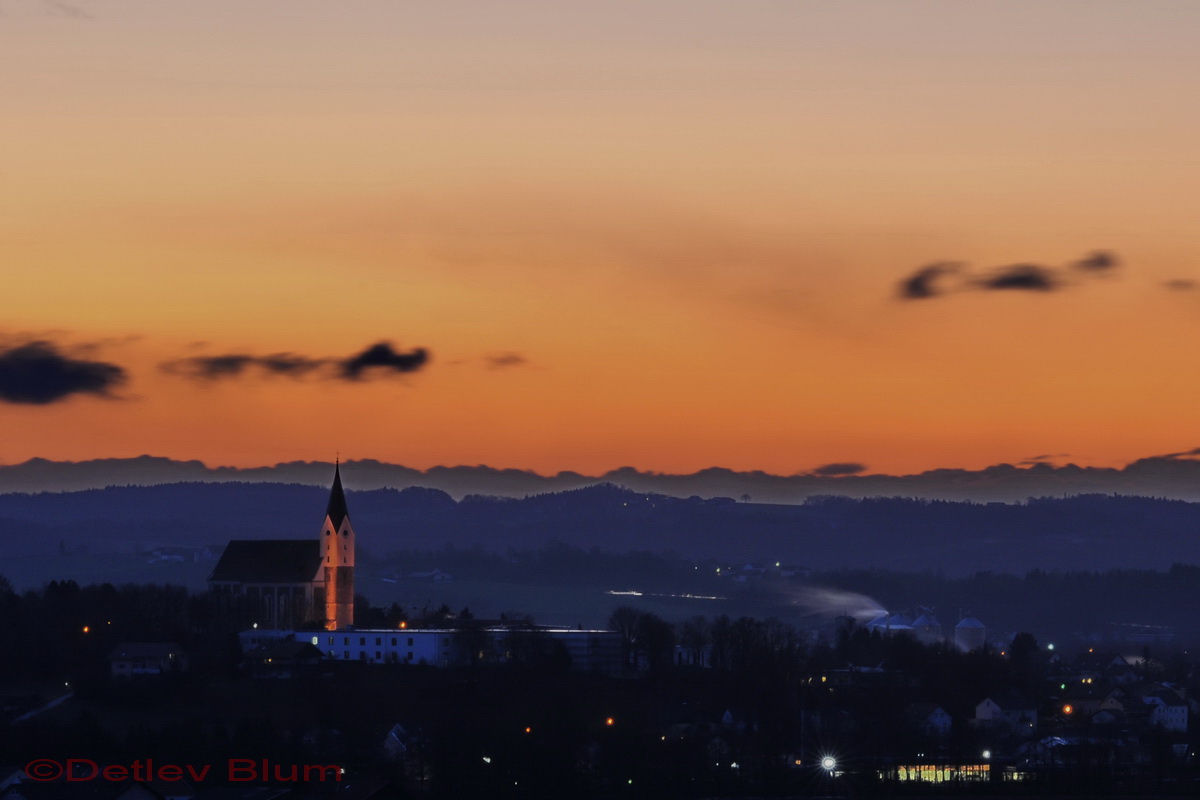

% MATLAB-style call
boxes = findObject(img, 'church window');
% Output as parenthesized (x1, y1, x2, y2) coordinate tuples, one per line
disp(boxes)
(326, 530, 331, 535)
(326, 557, 330, 563)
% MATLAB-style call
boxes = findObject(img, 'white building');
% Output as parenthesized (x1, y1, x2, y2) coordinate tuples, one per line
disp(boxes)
(1144, 691, 1189, 732)
(955, 617, 987, 651)
(241, 625, 623, 673)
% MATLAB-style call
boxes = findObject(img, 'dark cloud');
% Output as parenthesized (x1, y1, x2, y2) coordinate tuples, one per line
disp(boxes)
(0, 341, 126, 404)
(1164, 279, 1196, 291)
(339, 342, 429, 380)
(898, 262, 960, 299)
(163, 353, 326, 380)
(163, 341, 429, 382)
(897, 250, 1121, 301)
(1072, 250, 1119, 272)
(485, 352, 529, 369)
(1151, 447, 1200, 460)
(975, 264, 1059, 292)
(812, 462, 868, 477)
(1018, 453, 1072, 466)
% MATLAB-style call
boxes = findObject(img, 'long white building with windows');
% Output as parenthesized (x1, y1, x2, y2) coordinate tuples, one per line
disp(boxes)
(241, 625, 622, 673)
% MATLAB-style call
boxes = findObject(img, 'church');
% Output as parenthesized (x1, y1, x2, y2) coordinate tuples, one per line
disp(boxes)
(208, 464, 355, 630)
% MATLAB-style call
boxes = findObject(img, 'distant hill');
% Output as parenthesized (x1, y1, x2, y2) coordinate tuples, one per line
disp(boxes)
(6, 452, 1200, 503)
(1, 481, 1198, 577)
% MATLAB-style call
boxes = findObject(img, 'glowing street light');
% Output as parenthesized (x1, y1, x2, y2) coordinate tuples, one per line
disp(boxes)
(820, 755, 837, 772)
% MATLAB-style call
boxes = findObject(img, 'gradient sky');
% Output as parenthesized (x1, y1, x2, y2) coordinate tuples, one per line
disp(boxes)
(3, 0, 1200, 476)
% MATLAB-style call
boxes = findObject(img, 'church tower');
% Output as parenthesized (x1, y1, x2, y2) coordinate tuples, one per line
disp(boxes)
(319, 463, 355, 630)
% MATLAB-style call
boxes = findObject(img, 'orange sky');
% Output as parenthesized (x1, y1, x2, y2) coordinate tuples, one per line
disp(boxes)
(3, 0, 1200, 477)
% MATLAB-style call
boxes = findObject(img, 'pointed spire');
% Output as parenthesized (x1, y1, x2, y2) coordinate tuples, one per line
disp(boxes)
(326, 461, 349, 529)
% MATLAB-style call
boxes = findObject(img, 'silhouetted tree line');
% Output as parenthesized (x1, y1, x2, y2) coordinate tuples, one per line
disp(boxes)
(0, 576, 257, 689)
(6, 574, 1200, 797)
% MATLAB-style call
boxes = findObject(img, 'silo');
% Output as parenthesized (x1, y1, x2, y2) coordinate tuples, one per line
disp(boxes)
(955, 617, 986, 651)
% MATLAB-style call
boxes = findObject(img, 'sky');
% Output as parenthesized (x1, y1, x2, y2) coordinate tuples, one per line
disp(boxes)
(3, 0, 1200, 478)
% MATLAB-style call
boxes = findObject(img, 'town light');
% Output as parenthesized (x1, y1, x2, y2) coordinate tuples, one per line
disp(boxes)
(605, 717, 615, 727)
(1063, 704, 1074, 715)
(982, 750, 991, 760)
(821, 755, 837, 772)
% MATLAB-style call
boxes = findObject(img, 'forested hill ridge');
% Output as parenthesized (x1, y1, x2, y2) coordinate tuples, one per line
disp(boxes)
(7, 452, 1200, 502)
(2, 481, 1198, 575)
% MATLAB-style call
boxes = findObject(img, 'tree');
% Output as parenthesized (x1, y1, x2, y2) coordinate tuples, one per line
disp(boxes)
(609, 606, 642, 670)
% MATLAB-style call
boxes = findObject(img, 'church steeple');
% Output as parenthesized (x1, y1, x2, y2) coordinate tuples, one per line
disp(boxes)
(319, 460, 355, 630)
(326, 461, 349, 530)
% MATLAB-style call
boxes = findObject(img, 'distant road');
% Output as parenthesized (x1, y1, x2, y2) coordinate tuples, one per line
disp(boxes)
(10, 691, 74, 724)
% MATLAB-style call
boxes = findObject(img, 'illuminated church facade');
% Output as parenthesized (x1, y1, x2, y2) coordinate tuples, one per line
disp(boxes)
(209, 464, 355, 630)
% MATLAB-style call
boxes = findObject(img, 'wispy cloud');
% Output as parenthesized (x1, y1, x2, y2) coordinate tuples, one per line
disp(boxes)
(897, 250, 1120, 301)
(1072, 251, 1119, 272)
(485, 351, 529, 369)
(0, 1, 92, 19)
(162, 341, 430, 382)
(1018, 453, 1072, 466)
(0, 340, 126, 404)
